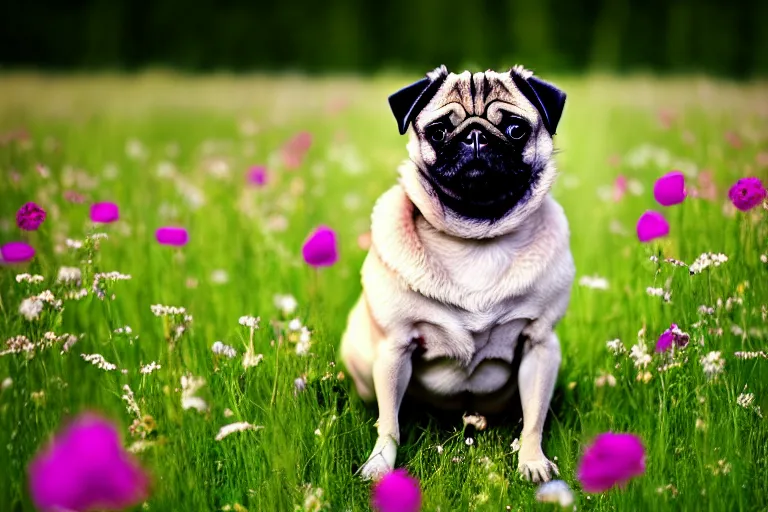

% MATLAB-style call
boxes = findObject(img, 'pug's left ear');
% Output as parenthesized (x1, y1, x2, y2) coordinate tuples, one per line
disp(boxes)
(388, 65, 448, 135)
(511, 72, 566, 135)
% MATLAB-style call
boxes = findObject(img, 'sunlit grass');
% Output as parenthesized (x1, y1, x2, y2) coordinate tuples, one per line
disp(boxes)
(1, 72, 767, 511)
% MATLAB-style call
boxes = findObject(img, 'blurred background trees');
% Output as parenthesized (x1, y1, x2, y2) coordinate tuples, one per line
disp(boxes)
(1, 0, 765, 77)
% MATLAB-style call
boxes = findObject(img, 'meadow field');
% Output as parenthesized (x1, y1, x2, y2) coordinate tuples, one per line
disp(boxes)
(0, 72, 767, 511)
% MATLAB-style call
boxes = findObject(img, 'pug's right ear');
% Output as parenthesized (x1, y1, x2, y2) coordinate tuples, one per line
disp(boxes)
(388, 65, 448, 135)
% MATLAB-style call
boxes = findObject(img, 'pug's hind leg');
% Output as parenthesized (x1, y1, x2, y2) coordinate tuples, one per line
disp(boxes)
(357, 340, 414, 481)
(517, 330, 561, 483)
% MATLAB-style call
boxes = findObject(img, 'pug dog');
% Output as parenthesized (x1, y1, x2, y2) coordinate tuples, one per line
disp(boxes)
(339, 65, 574, 483)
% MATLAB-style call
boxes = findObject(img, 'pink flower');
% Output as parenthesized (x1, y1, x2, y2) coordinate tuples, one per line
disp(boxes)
(636, 211, 669, 242)
(64, 190, 86, 204)
(371, 469, 422, 512)
(577, 432, 645, 493)
(28, 413, 149, 511)
(656, 324, 690, 353)
(302, 226, 338, 267)
(613, 175, 627, 202)
(1, 241, 35, 263)
(155, 227, 189, 247)
(728, 177, 766, 211)
(247, 166, 268, 186)
(281, 131, 313, 169)
(90, 202, 119, 223)
(694, 170, 717, 201)
(653, 171, 686, 206)
(16, 202, 47, 231)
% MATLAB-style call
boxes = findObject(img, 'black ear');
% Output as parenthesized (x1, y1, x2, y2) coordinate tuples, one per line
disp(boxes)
(511, 73, 566, 135)
(388, 68, 447, 135)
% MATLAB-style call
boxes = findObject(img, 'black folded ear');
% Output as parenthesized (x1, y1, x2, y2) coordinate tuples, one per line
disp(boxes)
(388, 67, 448, 135)
(511, 73, 566, 135)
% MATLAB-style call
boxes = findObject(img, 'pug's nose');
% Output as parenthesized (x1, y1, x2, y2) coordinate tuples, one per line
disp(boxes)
(462, 129, 487, 158)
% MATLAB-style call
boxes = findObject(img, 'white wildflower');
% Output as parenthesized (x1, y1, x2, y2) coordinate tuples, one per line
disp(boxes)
(1, 335, 35, 355)
(140, 361, 161, 375)
(150, 304, 187, 316)
(238, 316, 260, 329)
(88, 232, 109, 241)
(181, 374, 208, 412)
(737, 393, 754, 409)
(646, 287, 665, 297)
(761, 254, 767, 263)
(16, 273, 44, 284)
(314, 428, 322, 436)
(81, 353, 117, 371)
(689, 252, 728, 274)
(56, 267, 82, 285)
(731, 325, 744, 337)
(224, 408, 234, 418)
(734, 351, 768, 359)
(535, 480, 575, 508)
(296, 327, 311, 356)
(210, 269, 229, 284)
(19, 297, 44, 320)
(287, 318, 303, 331)
(578, 275, 609, 290)
(436, 445, 444, 454)
(294, 376, 307, 395)
(700, 351, 725, 379)
(114, 326, 133, 335)
(212, 341, 237, 359)
(629, 342, 652, 369)
(606, 339, 625, 355)
(64, 288, 88, 300)
(65, 238, 83, 249)
(242, 348, 263, 369)
(126, 138, 147, 160)
(510, 438, 521, 453)
(273, 294, 298, 316)
(1, 377, 12, 390)
(698, 305, 715, 315)
(36, 290, 62, 309)
(121, 384, 142, 419)
(595, 372, 617, 387)
(215, 422, 264, 441)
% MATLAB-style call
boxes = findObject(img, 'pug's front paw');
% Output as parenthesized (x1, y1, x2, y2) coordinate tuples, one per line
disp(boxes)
(518, 457, 559, 483)
(357, 435, 397, 481)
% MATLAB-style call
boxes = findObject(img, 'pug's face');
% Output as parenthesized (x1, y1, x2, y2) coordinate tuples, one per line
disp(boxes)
(390, 66, 566, 237)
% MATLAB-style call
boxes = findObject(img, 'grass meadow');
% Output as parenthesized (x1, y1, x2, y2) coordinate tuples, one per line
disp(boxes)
(1, 72, 767, 511)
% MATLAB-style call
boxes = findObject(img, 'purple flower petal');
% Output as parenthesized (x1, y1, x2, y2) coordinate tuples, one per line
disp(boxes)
(302, 226, 338, 267)
(155, 227, 189, 247)
(728, 177, 766, 211)
(577, 432, 646, 493)
(90, 202, 120, 223)
(16, 202, 47, 231)
(371, 469, 422, 512)
(28, 413, 149, 511)
(636, 211, 669, 242)
(653, 171, 686, 206)
(247, 166, 268, 186)
(655, 330, 674, 353)
(1, 241, 35, 263)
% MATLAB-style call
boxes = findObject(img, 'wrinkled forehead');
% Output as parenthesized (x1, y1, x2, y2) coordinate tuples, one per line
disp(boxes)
(414, 70, 540, 130)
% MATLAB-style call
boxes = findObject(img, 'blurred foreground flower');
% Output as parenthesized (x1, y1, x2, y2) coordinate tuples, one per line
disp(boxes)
(577, 432, 645, 493)
(302, 226, 338, 267)
(90, 202, 120, 223)
(247, 165, 268, 186)
(636, 211, 669, 242)
(1, 241, 35, 263)
(155, 227, 189, 247)
(371, 469, 421, 512)
(17, 202, 47, 231)
(728, 177, 766, 211)
(655, 324, 690, 352)
(653, 171, 686, 206)
(282, 131, 312, 169)
(613, 175, 627, 202)
(28, 413, 149, 511)
(535, 480, 575, 508)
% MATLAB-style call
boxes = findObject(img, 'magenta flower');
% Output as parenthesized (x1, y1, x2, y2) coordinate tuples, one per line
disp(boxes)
(155, 227, 189, 247)
(302, 225, 338, 267)
(577, 432, 646, 493)
(90, 202, 119, 223)
(728, 177, 766, 211)
(1, 241, 35, 263)
(636, 211, 669, 242)
(247, 166, 268, 186)
(16, 202, 47, 231)
(371, 469, 422, 512)
(655, 324, 689, 353)
(28, 413, 149, 511)
(653, 171, 686, 206)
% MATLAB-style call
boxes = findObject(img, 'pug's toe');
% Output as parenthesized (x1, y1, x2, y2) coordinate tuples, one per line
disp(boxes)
(518, 458, 559, 483)
(357, 435, 397, 481)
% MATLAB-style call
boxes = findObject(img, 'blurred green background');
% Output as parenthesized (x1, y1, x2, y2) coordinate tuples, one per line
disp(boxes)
(1, 0, 766, 77)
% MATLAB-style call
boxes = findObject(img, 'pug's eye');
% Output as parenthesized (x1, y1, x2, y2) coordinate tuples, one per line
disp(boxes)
(426, 123, 448, 143)
(503, 118, 530, 141)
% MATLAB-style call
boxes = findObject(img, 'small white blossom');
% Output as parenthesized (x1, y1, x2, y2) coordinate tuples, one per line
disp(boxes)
(81, 353, 117, 371)
(698, 305, 715, 315)
(536, 480, 575, 508)
(19, 297, 44, 320)
(295, 327, 311, 356)
(273, 294, 298, 315)
(65, 238, 84, 249)
(238, 316, 260, 329)
(212, 341, 237, 358)
(242, 348, 263, 369)
(16, 273, 45, 284)
(36, 290, 62, 309)
(629, 342, 652, 369)
(606, 339, 626, 355)
(700, 351, 725, 379)
(121, 384, 141, 419)
(287, 318, 303, 331)
(215, 422, 264, 441)
(734, 351, 768, 359)
(578, 275, 609, 290)
(209, 269, 229, 284)
(646, 287, 665, 297)
(181, 374, 208, 412)
(737, 393, 755, 409)
(1, 377, 12, 390)
(64, 288, 88, 300)
(294, 376, 307, 394)
(150, 304, 188, 316)
(595, 372, 617, 387)
(761, 254, 767, 263)
(114, 326, 133, 335)
(140, 361, 162, 375)
(689, 252, 728, 274)
(57, 267, 82, 285)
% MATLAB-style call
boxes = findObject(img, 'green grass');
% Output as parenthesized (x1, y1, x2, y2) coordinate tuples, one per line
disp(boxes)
(0, 72, 767, 511)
